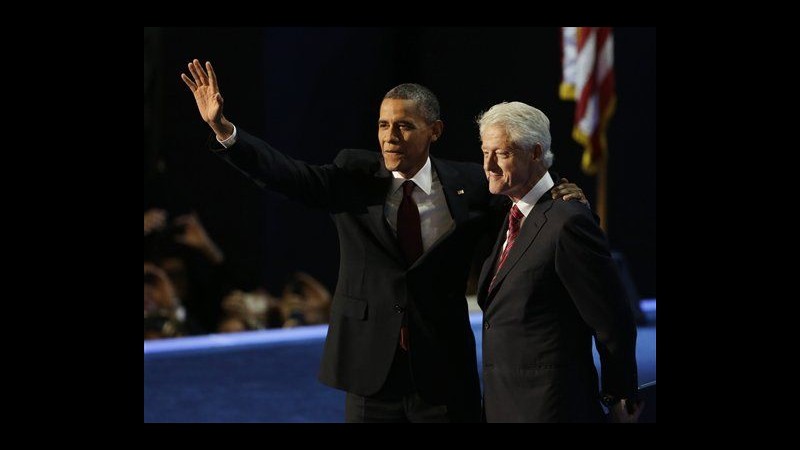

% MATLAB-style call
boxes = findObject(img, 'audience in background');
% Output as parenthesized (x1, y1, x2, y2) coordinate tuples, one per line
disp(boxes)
(216, 272, 332, 332)
(144, 262, 185, 339)
(144, 207, 333, 339)
(144, 209, 229, 335)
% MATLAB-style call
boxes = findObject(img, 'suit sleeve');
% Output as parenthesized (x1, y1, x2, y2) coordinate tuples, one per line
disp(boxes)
(211, 128, 343, 209)
(555, 212, 639, 400)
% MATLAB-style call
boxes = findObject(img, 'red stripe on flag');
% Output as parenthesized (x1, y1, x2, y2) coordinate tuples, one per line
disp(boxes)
(561, 27, 616, 175)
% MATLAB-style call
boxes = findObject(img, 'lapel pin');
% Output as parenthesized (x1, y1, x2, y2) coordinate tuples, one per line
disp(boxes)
(457, 189, 465, 195)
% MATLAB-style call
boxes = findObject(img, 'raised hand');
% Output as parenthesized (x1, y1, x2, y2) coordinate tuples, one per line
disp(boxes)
(173, 213, 225, 264)
(180, 59, 233, 140)
(144, 208, 167, 236)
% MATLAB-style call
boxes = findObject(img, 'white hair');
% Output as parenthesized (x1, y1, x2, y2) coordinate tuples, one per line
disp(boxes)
(476, 101, 554, 168)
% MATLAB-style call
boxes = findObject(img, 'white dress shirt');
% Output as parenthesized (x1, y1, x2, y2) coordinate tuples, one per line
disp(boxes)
(500, 172, 554, 253)
(385, 157, 454, 253)
(217, 125, 239, 148)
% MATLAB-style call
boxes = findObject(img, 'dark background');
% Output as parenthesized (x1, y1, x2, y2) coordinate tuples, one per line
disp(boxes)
(144, 27, 656, 299)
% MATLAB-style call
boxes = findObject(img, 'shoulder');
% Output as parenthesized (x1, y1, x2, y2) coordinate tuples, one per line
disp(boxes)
(333, 149, 383, 173)
(546, 201, 607, 249)
(549, 198, 596, 228)
(435, 157, 483, 174)
(432, 157, 485, 183)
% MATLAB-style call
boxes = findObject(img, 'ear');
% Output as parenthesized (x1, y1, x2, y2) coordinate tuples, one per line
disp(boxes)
(531, 143, 543, 161)
(431, 120, 444, 142)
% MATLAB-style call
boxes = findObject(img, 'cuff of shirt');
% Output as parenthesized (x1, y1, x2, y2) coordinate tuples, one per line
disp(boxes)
(217, 125, 238, 148)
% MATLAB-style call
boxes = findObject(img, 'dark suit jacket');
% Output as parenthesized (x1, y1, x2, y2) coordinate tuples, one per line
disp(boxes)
(477, 193, 638, 422)
(216, 129, 501, 422)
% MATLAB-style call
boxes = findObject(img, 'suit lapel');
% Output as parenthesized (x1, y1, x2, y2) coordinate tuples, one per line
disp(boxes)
(477, 210, 508, 309)
(406, 158, 467, 270)
(367, 162, 405, 263)
(483, 196, 554, 305)
(433, 158, 469, 228)
(366, 157, 470, 268)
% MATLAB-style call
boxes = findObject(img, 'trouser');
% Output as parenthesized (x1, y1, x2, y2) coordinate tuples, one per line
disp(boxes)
(344, 346, 448, 423)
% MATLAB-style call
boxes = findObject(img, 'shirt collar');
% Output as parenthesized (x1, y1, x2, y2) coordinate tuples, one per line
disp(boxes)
(391, 157, 433, 195)
(514, 172, 554, 218)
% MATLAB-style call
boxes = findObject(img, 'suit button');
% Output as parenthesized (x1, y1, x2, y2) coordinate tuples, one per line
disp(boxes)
(484, 321, 491, 329)
(394, 304, 405, 313)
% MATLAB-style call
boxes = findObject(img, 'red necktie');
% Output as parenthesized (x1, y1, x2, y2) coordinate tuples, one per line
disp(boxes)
(397, 180, 423, 265)
(396, 180, 422, 351)
(489, 205, 523, 291)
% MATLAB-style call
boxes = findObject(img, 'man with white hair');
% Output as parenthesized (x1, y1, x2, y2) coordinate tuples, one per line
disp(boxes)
(476, 101, 642, 423)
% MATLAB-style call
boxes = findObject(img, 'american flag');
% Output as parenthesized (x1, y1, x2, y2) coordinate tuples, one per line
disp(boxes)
(560, 27, 616, 175)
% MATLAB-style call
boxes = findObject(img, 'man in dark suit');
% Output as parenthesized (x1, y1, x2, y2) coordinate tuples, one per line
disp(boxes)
(180, 60, 585, 422)
(476, 101, 642, 422)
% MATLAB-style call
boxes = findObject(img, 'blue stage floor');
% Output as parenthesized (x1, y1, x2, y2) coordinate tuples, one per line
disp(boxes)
(145, 300, 656, 422)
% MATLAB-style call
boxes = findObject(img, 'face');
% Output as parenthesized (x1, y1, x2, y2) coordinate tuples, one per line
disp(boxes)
(481, 125, 542, 201)
(378, 99, 442, 178)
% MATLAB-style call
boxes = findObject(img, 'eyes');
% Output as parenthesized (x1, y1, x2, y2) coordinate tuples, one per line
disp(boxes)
(482, 150, 512, 159)
(378, 122, 415, 131)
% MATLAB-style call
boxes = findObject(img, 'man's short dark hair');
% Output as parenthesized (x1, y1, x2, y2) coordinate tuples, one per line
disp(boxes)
(384, 83, 440, 123)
